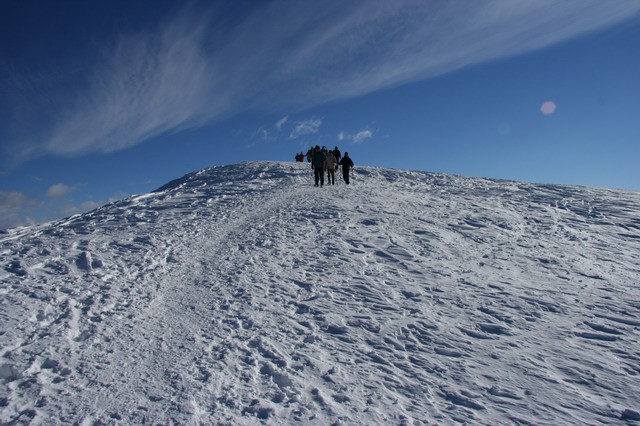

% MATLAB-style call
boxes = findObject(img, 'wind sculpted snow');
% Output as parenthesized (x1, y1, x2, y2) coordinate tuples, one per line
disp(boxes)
(1, 161, 639, 424)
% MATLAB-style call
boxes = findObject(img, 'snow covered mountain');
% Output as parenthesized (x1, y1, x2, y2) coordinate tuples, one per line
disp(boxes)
(1, 161, 639, 424)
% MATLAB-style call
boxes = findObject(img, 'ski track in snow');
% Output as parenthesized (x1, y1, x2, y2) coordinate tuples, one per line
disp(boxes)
(1, 161, 639, 424)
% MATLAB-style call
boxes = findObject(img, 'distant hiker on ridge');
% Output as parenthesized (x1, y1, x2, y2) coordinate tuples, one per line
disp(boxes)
(311, 146, 327, 187)
(326, 150, 337, 185)
(339, 152, 354, 185)
(332, 146, 341, 165)
(332, 146, 342, 181)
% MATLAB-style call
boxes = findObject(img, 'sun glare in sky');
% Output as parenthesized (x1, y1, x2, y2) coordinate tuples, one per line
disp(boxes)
(540, 101, 557, 115)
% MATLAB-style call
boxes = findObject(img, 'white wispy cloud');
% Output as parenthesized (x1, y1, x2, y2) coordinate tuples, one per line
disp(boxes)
(42, 12, 223, 157)
(339, 129, 374, 145)
(275, 116, 289, 130)
(290, 117, 323, 139)
(3, 0, 639, 161)
(353, 130, 373, 145)
(254, 126, 275, 142)
(46, 183, 74, 198)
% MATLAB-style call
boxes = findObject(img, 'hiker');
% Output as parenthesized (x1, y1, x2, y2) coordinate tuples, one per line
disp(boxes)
(325, 151, 337, 185)
(339, 152, 354, 185)
(311, 146, 327, 187)
(332, 146, 341, 164)
(306, 147, 313, 163)
(332, 146, 342, 181)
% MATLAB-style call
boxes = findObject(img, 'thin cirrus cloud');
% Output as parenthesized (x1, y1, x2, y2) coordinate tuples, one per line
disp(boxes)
(339, 129, 374, 145)
(4, 0, 639, 162)
(275, 116, 289, 131)
(353, 130, 373, 145)
(289, 118, 323, 140)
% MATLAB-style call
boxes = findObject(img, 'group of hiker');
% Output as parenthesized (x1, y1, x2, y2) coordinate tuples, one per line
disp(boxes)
(296, 146, 353, 187)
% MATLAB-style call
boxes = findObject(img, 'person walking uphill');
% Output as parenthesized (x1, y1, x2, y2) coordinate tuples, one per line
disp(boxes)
(332, 146, 341, 164)
(339, 152, 354, 185)
(311, 146, 327, 187)
(325, 151, 337, 185)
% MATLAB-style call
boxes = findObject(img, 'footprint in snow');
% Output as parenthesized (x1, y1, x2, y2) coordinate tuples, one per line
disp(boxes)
(440, 387, 486, 411)
(434, 347, 464, 358)
(584, 321, 625, 335)
(574, 332, 619, 342)
(4, 260, 27, 277)
(459, 327, 495, 340)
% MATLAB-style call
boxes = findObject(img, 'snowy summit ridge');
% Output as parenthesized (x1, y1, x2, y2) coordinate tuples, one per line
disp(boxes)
(1, 161, 640, 424)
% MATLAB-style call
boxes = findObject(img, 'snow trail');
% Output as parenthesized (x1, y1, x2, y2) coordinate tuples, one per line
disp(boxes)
(1, 161, 639, 424)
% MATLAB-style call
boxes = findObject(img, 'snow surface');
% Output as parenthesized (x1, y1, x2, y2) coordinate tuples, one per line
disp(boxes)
(1, 161, 640, 424)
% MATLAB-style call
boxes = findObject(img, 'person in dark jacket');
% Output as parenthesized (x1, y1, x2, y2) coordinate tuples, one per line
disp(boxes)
(332, 146, 342, 179)
(332, 146, 341, 165)
(339, 152, 354, 185)
(311, 146, 327, 187)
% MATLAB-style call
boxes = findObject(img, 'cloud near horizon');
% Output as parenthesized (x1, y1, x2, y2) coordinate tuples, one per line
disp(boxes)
(3, 0, 639, 164)
(0, 191, 40, 229)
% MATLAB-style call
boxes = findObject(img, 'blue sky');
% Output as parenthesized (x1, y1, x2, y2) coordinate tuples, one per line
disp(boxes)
(1, 0, 639, 229)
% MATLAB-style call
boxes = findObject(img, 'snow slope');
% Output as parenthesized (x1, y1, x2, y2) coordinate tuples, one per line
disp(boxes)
(1, 161, 639, 424)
